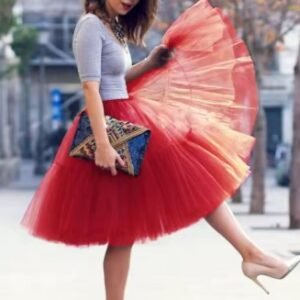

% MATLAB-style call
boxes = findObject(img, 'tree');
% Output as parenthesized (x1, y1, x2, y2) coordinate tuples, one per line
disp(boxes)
(11, 25, 38, 76)
(0, 0, 16, 37)
(0, 0, 16, 160)
(289, 43, 300, 228)
(0, 0, 16, 78)
(209, 0, 300, 213)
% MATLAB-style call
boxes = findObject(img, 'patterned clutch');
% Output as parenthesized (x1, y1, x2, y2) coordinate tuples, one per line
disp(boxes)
(69, 110, 151, 176)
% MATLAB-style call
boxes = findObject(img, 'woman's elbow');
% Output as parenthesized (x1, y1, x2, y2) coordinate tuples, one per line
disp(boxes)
(81, 80, 100, 92)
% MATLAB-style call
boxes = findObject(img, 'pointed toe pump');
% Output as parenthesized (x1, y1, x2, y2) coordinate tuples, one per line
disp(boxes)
(241, 255, 300, 295)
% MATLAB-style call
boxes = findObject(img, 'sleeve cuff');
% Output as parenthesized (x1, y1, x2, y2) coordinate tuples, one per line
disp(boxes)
(80, 75, 101, 82)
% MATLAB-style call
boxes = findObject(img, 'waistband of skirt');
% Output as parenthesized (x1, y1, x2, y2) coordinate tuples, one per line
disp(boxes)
(78, 97, 132, 114)
(103, 97, 131, 102)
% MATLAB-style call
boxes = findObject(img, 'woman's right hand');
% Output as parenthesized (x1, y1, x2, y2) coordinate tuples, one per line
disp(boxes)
(94, 143, 126, 176)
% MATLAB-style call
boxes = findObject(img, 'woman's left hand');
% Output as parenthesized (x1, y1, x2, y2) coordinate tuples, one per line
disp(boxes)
(146, 44, 174, 69)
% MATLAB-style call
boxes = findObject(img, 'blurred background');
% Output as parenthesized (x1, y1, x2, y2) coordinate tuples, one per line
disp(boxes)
(0, 1, 300, 299)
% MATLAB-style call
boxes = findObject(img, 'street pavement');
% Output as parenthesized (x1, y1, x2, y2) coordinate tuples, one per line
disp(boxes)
(0, 159, 300, 300)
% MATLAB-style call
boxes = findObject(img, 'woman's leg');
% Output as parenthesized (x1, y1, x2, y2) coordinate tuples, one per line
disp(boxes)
(103, 244, 134, 300)
(204, 201, 286, 268)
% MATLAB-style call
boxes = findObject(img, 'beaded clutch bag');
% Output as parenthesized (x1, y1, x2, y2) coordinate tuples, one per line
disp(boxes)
(69, 110, 151, 176)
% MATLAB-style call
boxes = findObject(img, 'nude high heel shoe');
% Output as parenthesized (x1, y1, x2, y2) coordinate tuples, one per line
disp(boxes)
(241, 255, 300, 295)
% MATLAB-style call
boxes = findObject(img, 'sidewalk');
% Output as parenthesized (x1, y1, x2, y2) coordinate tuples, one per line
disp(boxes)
(1, 160, 300, 300)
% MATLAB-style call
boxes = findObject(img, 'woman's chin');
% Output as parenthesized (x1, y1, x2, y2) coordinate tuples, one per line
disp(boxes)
(118, 5, 134, 15)
(118, 10, 131, 16)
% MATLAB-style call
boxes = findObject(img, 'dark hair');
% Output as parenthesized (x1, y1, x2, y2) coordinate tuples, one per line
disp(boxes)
(84, 0, 158, 46)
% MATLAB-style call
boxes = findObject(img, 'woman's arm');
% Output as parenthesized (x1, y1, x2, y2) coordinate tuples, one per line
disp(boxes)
(81, 81, 110, 148)
(81, 82, 121, 174)
(125, 44, 174, 83)
(125, 57, 153, 83)
(82, 81, 125, 176)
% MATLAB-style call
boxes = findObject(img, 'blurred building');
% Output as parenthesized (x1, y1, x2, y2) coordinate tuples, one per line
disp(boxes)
(261, 73, 294, 165)
(16, 0, 83, 132)
(261, 25, 300, 165)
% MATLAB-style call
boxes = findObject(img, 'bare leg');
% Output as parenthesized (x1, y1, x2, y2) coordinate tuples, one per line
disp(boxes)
(103, 244, 134, 300)
(204, 201, 300, 295)
(205, 202, 286, 268)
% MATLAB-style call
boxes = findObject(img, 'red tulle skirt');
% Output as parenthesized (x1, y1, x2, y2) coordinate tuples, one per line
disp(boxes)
(20, 0, 258, 247)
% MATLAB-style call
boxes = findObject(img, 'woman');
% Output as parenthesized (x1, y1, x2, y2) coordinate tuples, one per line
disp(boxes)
(21, 0, 300, 298)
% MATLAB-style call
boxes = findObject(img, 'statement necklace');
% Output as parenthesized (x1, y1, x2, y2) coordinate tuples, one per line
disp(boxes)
(96, 10, 127, 48)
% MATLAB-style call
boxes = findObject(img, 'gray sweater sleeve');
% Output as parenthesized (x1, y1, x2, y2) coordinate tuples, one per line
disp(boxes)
(72, 16, 104, 82)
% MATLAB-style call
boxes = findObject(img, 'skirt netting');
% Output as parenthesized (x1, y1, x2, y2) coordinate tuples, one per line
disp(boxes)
(20, 0, 259, 247)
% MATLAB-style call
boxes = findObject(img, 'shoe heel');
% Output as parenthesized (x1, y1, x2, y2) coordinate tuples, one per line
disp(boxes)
(251, 277, 270, 295)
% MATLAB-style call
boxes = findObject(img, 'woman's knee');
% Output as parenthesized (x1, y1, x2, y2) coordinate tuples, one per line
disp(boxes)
(107, 243, 134, 251)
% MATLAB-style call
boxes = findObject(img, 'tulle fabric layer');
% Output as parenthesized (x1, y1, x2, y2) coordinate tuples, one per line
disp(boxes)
(21, 97, 253, 247)
(128, 0, 258, 145)
(20, 0, 259, 246)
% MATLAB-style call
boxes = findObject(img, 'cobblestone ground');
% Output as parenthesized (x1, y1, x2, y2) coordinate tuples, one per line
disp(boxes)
(1, 160, 299, 300)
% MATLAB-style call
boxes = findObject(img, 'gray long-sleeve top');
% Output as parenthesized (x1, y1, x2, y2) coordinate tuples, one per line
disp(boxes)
(72, 13, 132, 100)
